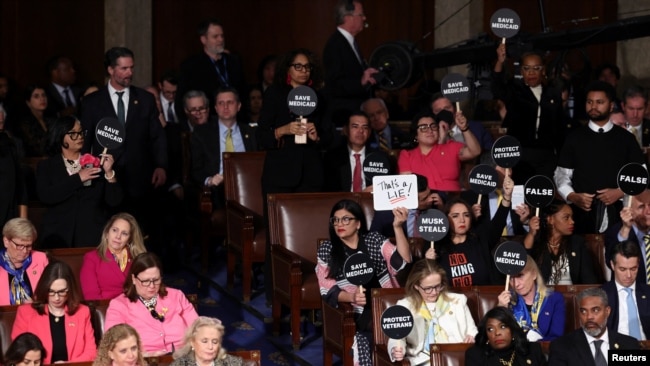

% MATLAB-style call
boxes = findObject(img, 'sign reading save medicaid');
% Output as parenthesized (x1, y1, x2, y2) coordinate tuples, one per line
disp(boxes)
(287, 85, 318, 116)
(363, 152, 391, 182)
(372, 174, 418, 211)
(617, 162, 649, 196)
(96, 117, 125, 150)
(494, 241, 527, 276)
(490, 8, 521, 39)
(343, 252, 374, 286)
(468, 164, 499, 195)
(440, 73, 471, 103)
(380, 305, 414, 339)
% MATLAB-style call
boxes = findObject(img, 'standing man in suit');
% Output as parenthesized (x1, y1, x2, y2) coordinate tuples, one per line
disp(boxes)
(548, 287, 639, 365)
(45, 56, 81, 118)
(603, 241, 650, 340)
(622, 85, 650, 149)
(322, 0, 379, 127)
(177, 19, 246, 123)
(158, 71, 179, 124)
(361, 98, 407, 151)
(81, 47, 168, 251)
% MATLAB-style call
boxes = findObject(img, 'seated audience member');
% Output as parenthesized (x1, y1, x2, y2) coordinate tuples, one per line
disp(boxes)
(246, 85, 263, 125)
(323, 111, 392, 192)
(595, 62, 623, 111)
(80, 213, 147, 300)
(361, 98, 408, 151)
(36, 115, 122, 248)
(4, 332, 47, 366)
(610, 109, 626, 127)
(465, 306, 547, 366)
(524, 200, 599, 285)
(621, 85, 650, 148)
(16, 85, 53, 157)
(316, 199, 410, 366)
(548, 287, 639, 364)
(105, 252, 199, 356)
(497, 255, 566, 341)
(605, 189, 650, 284)
(171, 316, 244, 366)
(11, 261, 96, 364)
(398, 111, 480, 192)
(425, 172, 514, 287)
(256, 54, 277, 93)
(93, 323, 145, 366)
(158, 72, 179, 124)
(602, 240, 650, 340)
(430, 93, 493, 153)
(0, 127, 28, 228)
(0, 218, 48, 305)
(182, 90, 211, 132)
(388, 259, 477, 364)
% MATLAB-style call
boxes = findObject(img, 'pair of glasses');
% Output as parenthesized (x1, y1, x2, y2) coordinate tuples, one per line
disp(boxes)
(291, 63, 313, 72)
(330, 216, 357, 226)
(521, 65, 543, 73)
(136, 277, 162, 287)
(418, 284, 444, 294)
(188, 107, 208, 114)
(9, 239, 32, 251)
(48, 288, 69, 297)
(417, 123, 438, 132)
(66, 130, 87, 140)
(149, 308, 165, 322)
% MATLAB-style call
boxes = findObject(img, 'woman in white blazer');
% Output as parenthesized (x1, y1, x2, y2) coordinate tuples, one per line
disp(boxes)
(388, 259, 477, 365)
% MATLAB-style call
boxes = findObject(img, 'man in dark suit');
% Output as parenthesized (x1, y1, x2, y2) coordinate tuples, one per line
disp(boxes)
(622, 85, 650, 148)
(603, 241, 650, 340)
(80, 47, 168, 247)
(322, 0, 378, 127)
(361, 98, 408, 151)
(191, 87, 257, 210)
(548, 287, 639, 365)
(176, 19, 246, 123)
(44, 56, 82, 118)
(605, 189, 650, 285)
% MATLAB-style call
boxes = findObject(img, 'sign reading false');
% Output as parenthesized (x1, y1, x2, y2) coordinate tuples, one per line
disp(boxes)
(344, 252, 374, 293)
(287, 85, 318, 144)
(96, 117, 125, 164)
(372, 174, 418, 211)
(418, 209, 449, 250)
(490, 8, 521, 43)
(494, 241, 527, 291)
(468, 164, 498, 204)
(491, 135, 521, 168)
(380, 305, 414, 339)
(618, 163, 649, 207)
(524, 175, 555, 216)
(363, 152, 391, 182)
(441, 73, 470, 111)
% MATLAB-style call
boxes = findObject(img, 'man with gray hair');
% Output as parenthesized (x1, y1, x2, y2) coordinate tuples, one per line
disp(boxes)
(548, 287, 639, 365)
(360, 98, 407, 151)
(183, 90, 211, 132)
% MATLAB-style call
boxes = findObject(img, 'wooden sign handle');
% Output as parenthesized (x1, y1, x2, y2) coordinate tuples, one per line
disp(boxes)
(477, 193, 482, 205)
(99, 147, 108, 165)
(505, 274, 510, 291)
(502, 37, 506, 44)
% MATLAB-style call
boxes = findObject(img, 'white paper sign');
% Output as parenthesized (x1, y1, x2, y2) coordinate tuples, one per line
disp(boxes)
(512, 185, 525, 209)
(372, 174, 419, 211)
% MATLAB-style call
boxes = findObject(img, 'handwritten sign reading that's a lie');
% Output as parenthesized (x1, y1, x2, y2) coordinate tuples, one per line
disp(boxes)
(372, 174, 418, 211)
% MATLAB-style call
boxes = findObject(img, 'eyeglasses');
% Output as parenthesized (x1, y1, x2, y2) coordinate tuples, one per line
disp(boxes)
(521, 65, 544, 73)
(418, 284, 444, 294)
(149, 307, 165, 322)
(417, 123, 438, 132)
(48, 288, 69, 297)
(348, 12, 365, 17)
(291, 63, 313, 72)
(136, 277, 162, 287)
(187, 106, 209, 114)
(330, 216, 357, 226)
(66, 130, 87, 140)
(9, 239, 32, 251)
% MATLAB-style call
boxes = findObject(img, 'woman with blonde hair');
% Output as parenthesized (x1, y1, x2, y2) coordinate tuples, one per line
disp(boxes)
(171, 316, 243, 366)
(80, 213, 146, 300)
(388, 259, 477, 365)
(497, 255, 566, 341)
(93, 323, 145, 366)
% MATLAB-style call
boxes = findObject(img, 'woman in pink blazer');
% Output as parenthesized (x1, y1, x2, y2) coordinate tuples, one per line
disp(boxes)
(11, 261, 97, 364)
(80, 213, 147, 300)
(105, 252, 198, 356)
(0, 218, 48, 305)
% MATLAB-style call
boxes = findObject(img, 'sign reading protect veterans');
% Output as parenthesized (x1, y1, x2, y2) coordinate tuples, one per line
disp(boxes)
(617, 162, 649, 196)
(524, 175, 555, 208)
(417, 209, 449, 242)
(491, 135, 521, 168)
(343, 252, 374, 286)
(96, 117, 125, 150)
(490, 8, 521, 39)
(494, 241, 527, 275)
(363, 152, 391, 182)
(440, 73, 471, 103)
(468, 164, 499, 195)
(287, 85, 318, 116)
(381, 305, 414, 339)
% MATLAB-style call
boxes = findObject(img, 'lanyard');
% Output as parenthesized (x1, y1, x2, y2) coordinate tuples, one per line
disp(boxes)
(212, 56, 229, 86)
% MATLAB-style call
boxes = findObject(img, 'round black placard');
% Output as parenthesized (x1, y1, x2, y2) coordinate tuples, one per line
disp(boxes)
(417, 209, 449, 242)
(491, 135, 521, 168)
(440, 73, 470, 103)
(380, 305, 414, 339)
(287, 85, 318, 116)
(490, 8, 521, 39)
(95, 117, 125, 150)
(343, 252, 374, 286)
(494, 241, 527, 275)
(363, 152, 391, 182)
(524, 175, 555, 208)
(617, 162, 649, 196)
(468, 164, 499, 195)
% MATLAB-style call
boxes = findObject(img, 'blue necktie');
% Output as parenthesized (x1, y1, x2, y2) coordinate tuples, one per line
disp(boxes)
(624, 287, 642, 339)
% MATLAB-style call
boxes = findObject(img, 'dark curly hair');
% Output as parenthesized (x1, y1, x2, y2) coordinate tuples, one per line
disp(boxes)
(474, 306, 531, 357)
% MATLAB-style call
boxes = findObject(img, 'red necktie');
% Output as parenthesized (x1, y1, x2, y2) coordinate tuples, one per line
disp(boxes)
(353, 153, 362, 192)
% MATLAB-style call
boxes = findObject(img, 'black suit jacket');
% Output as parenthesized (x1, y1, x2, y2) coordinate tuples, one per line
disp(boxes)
(603, 280, 650, 338)
(366, 125, 408, 150)
(190, 118, 257, 209)
(44, 83, 82, 118)
(323, 144, 389, 192)
(605, 222, 648, 285)
(548, 329, 639, 365)
(35, 155, 122, 248)
(465, 341, 547, 366)
(80, 86, 168, 198)
(460, 190, 527, 235)
(640, 119, 650, 147)
(533, 234, 599, 285)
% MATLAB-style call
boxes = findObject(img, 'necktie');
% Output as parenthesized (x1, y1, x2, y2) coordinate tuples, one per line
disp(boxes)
(378, 131, 389, 152)
(225, 128, 234, 152)
(167, 102, 175, 123)
(352, 153, 362, 192)
(353, 39, 366, 68)
(116, 91, 125, 125)
(495, 189, 508, 236)
(598, 128, 604, 133)
(593, 340, 607, 366)
(630, 126, 641, 146)
(644, 234, 650, 284)
(624, 287, 642, 339)
(63, 88, 73, 107)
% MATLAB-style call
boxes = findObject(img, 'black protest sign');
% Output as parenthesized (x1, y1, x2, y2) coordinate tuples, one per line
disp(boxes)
(468, 164, 498, 195)
(440, 73, 471, 103)
(494, 241, 527, 275)
(381, 305, 414, 339)
(343, 252, 374, 286)
(491, 135, 521, 168)
(524, 175, 555, 208)
(287, 85, 318, 116)
(96, 117, 125, 150)
(490, 8, 521, 39)
(417, 209, 449, 242)
(363, 152, 391, 182)
(617, 163, 649, 196)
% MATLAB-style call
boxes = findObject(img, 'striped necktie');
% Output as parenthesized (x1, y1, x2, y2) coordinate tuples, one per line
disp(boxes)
(378, 131, 389, 152)
(644, 234, 650, 284)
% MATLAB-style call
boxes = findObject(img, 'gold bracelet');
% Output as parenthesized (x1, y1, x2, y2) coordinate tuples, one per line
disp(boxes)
(104, 170, 116, 180)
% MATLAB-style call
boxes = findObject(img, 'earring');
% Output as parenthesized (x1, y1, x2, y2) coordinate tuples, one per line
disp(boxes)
(286, 73, 292, 85)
